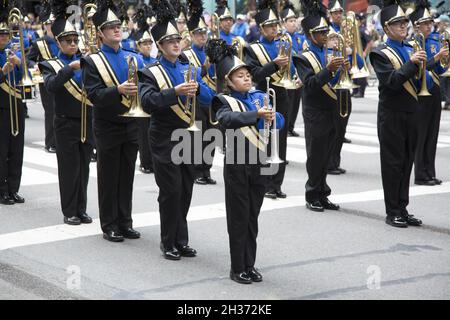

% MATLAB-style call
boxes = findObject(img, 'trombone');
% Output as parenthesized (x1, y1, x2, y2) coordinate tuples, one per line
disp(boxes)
(272, 33, 299, 90)
(120, 56, 151, 117)
(83, 3, 99, 54)
(184, 63, 200, 131)
(265, 77, 283, 164)
(413, 32, 431, 96)
(5, 48, 20, 137)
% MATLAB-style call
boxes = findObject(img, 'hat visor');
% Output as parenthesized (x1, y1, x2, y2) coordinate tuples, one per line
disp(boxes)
(386, 16, 409, 25)
(415, 17, 434, 25)
(310, 26, 330, 33)
(0, 29, 9, 34)
(261, 20, 279, 27)
(99, 20, 121, 30)
(56, 31, 79, 40)
(191, 27, 208, 34)
(158, 34, 183, 43)
(226, 63, 251, 80)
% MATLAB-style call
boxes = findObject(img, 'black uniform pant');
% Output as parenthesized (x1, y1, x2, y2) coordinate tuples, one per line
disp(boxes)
(353, 77, 368, 97)
(329, 91, 352, 170)
(39, 83, 56, 149)
(137, 118, 152, 170)
(0, 103, 25, 195)
(153, 161, 196, 249)
(303, 108, 336, 202)
(54, 116, 93, 218)
(93, 119, 139, 233)
(378, 108, 418, 218)
(267, 90, 289, 192)
(194, 105, 216, 178)
(414, 86, 441, 181)
(288, 87, 302, 132)
(224, 163, 266, 273)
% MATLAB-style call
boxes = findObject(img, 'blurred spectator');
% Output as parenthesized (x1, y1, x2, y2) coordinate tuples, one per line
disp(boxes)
(232, 14, 249, 38)
(244, 11, 260, 43)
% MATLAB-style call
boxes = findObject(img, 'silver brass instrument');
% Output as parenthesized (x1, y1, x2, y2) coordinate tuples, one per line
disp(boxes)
(120, 56, 151, 117)
(9, 8, 34, 101)
(413, 32, 431, 96)
(185, 63, 200, 131)
(5, 48, 19, 137)
(272, 33, 299, 90)
(265, 77, 283, 164)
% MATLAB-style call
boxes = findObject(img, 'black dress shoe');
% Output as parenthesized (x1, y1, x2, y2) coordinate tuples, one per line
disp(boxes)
(204, 177, 217, 185)
(432, 177, 442, 185)
(1, 194, 15, 205)
(288, 130, 300, 137)
(385, 216, 408, 228)
(78, 213, 93, 224)
(64, 216, 81, 225)
(160, 243, 181, 260)
(337, 167, 346, 174)
(246, 267, 263, 282)
(414, 179, 435, 186)
(176, 245, 197, 257)
(275, 190, 287, 198)
(343, 137, 352, 143)
(306, 200, 324, 212)
(264, 191, 277, 199)
(321, 198, 340, 210)
(327, 168, 341, 175)
(120, 228, 141, 239)
(9, 192, 25, 203)
(90, 151, 97, 162)
(103, 231, 124, 242)
(140, 166, 153, 174)
(45, 146, 56, 153)
(194, 177, 208, 185)
(406, 214, 422, 226)
(229, 270, 252, 284)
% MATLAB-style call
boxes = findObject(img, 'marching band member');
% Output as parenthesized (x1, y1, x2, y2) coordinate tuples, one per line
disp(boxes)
(244, 0, 290, 199)
(184, 0, 217, 185)
(138, 0, 214, 260)
(81, 0, 144, 241)
(209, 40, 284, 284)
(38, 0, 94, 225)
(280, 1, 303, 138)
(410, 1, 448, 186)
(215, 0, 238, 45)
(369, 1, 425, 228)
(0, 1, 25, 205)
(295, 0, 342, 212)
(27, 0, 58, 153)
(329, 0, 344, 33)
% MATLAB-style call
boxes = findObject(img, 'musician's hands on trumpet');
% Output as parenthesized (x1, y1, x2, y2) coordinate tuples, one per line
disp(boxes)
(434, 45, 449, 63)
(257, 105, 275, 122)
(175, 81, 198, 97)
(118, 80, 138, 96)
(68, 60, 81, 70)
(273, 54, 289, 67)
(410, 49, 427, 65)
(327, 55, 345, 72)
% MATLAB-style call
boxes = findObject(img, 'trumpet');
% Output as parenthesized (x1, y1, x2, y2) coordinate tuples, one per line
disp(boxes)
(185, 63, 200, 131)
(440, 31, 450, 68)
(9, 8, 34, 101)
(120, 56, 151, 118)
(413, 32, 431, 96)
(265, 77, 283, 164)
(5, 48, 20, 137)
(272, 33, 299, 90)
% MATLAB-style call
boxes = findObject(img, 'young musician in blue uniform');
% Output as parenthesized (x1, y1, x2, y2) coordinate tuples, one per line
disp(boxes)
(329, 0, 343, 33)
(245, 0, 291, 199)
(369, 1, 425, 228)
(295, 0, 343, 213)
(81, 0, 144, 241)
(410, 1, 448, 186)
(184, 0, 217, 185)
(27, 0, 58, 153)
(138, 0, 214, 260)
(0, 1, 25, 205)
(215, 0, 238, 45)
(39, 0, 94, 225)
(209, 39, 284, 284)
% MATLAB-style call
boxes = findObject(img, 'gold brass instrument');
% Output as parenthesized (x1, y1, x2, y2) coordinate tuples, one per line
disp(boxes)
(5, 48, 20, 137)
(414, 32, 432, 96)
(231, 36, 246, 60)
(345, 12, 370, 78)
(207, 57, 219, 126)
(120, 56, 151, 117)
(210, 13, 220, 39)
(333, 33, 359, 91)
(83, 3, 99, 54)
(265, 77, 283, 164)
(30, 67, 44, 84)
(8, 8, 34, 101)
(272, 33, 299, 90)
(440, 30, 450, 75)
(184, 63, 200, 131)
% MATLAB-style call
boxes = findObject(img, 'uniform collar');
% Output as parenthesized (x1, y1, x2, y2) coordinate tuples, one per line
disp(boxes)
(160, 56, 178, 68)
(386, 38, 404, 48)
(260, 36, 275, 44)
(102, 43, 122, 54)
(192, 43, 204, 51)
(231, 90, 250, 100)
(58, 51, 76, 61)
(309, 41, 325, 52)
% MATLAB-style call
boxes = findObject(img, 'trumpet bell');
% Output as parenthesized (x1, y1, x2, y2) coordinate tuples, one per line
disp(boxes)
(272, 78, 300, 90)
(350, 66, 370, 79)
(187, 122, 201, 132)
(120, 105, 151, 118)
(267, 155, 284, 164)
(334, 78, 359, 90)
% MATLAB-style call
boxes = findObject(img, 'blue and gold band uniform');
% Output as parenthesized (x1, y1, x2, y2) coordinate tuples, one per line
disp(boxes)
(0, 27, 26, 204)
(38, 5, 94, 224)
(209, 39, 284, 282)
(410, 3, 447, 186)
(138, 0, 214, 259)
(244, 1, 291, 198)
(81, 1, 144, 239)
(27, 1, 59, 152)
(369, 2, 423, 227)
